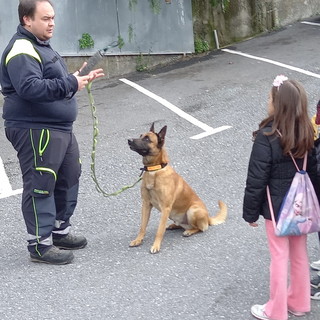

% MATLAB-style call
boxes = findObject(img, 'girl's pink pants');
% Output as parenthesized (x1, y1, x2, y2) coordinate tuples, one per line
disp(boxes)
(264, 220, 310, 320)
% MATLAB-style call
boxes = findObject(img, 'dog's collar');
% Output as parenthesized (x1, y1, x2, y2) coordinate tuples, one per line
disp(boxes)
(140, 163, 168, 175)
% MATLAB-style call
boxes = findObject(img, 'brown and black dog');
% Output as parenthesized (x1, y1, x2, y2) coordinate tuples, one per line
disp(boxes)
(128, 123, 227, 253)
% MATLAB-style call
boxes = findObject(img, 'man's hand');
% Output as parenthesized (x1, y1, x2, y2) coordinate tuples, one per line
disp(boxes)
(74, 74, 90, 91)
(73, 62, 105, 91)
(87, 68, 104, 82)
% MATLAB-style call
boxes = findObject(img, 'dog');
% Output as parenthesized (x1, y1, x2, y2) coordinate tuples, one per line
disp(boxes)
(128, 123, 227, 253)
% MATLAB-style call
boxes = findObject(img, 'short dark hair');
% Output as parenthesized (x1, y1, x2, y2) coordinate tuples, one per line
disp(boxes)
(18, 0, 53, 25)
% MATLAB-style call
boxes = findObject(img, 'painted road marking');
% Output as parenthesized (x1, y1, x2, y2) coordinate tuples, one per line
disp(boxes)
(0, 156, 22, 199)
(119, 78, 232, 140)
(301, 21, 320, 26)
(222, 49, 320, 79)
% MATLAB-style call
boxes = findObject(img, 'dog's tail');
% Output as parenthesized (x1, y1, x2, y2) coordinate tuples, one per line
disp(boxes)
(209, 200, 227, 225)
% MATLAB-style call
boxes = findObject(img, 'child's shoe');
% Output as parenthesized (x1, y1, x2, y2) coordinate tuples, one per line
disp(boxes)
(310, 259, 320, 271)
(311, 287, 320, 300)
(251, 304, 272, 320)
(310, 272, 320, 288)
(288, 309, 306, 316)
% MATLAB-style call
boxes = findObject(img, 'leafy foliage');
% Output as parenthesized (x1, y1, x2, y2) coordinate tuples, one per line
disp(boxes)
(79, 33, 94, 50)
(136, 53, 149, 72)
(129, 0, 138, 11)
(118, 35, 125, 49)
(210, 0, 230, 13)
(128, 24, 134, 43)
(194, 38, 209, 54)
(149, 0, 161, 14)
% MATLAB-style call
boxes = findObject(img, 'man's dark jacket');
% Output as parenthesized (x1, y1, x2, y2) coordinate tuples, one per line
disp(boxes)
(0, 25, 78, 132)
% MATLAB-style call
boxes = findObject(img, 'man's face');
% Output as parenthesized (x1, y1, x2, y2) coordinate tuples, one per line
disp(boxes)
(24, 1, 55, 41)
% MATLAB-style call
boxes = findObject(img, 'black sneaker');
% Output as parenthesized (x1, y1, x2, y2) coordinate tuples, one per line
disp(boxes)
(311, 287, 320, 300)
(311, 273, 320, 288)
(53, 233, 87, 250)
(30, 246, 74, 265)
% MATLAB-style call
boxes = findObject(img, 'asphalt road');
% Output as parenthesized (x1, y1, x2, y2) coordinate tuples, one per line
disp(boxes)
(1, 17, 320, 320)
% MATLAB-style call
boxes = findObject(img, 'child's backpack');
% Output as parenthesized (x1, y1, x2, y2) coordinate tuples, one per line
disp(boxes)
(267, 152, 320, 236)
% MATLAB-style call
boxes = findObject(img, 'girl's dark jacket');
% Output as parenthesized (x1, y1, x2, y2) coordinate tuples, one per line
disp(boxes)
(0, 25, 78, 132)
(243, 122, 320, 224)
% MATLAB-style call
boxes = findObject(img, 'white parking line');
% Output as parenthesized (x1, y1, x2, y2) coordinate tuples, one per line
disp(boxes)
(301, 21, 320, 26)
(222, 49, 320, 79)
(0, 156, 22, 199)
(120, 78, 232, 140)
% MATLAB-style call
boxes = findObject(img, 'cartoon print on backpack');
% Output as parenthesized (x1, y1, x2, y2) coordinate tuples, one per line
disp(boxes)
(279, 192, 311, 236)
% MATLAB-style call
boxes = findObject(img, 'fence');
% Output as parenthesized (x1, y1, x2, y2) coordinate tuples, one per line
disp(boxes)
(0, 0, 194, 56)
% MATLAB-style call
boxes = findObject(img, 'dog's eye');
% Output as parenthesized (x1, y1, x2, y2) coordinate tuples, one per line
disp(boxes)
(142, 136, 150, 142)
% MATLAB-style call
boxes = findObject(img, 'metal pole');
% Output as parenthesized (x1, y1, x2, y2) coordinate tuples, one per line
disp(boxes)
(214, 30, 220, 49)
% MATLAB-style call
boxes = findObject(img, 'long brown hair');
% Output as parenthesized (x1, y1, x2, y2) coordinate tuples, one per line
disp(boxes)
(259, 78, 314, 158)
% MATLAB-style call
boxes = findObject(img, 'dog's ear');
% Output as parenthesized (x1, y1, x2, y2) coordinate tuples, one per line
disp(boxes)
(150, 122, 155, 133)
(157, 125, 167, 147)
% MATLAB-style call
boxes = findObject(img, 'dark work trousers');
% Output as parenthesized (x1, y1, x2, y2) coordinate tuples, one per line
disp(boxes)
(5, 128, 81, 256)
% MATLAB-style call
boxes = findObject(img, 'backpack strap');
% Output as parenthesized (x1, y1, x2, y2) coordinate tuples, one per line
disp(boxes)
(276, 130, 307, 171)
(266, 185, 277, 231)
(303, 152, 307, 171)
(288, 151, 307, 171)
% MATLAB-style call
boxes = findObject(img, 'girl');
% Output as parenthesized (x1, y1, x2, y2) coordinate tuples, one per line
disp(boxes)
(243, 75, 319, 320)
(311, 99, 320, 298)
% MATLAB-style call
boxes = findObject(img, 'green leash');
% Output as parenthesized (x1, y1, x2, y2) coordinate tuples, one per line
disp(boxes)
(86, 81, 142, 197)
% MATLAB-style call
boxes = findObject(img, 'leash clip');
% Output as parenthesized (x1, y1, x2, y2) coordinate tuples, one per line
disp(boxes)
(139, 167, 145, 177)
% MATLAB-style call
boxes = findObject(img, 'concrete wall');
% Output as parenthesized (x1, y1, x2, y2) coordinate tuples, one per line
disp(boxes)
(100, 0, 320, 77)
(0, 0, 194, 56)
(275, 0, 320, 26)
(192, 0, 320, 49)
(1, 0, 320, 78)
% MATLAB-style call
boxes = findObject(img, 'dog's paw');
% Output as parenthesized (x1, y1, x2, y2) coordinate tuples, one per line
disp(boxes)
(129, 239, 143, 247)
(150, 244, 161, 254)
(182, 229, 199, 237)
(210, 220, 225, 226)
(166, 223, 183, 230)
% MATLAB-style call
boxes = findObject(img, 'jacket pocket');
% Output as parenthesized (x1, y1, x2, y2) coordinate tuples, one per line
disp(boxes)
(30, 167, 57, 197)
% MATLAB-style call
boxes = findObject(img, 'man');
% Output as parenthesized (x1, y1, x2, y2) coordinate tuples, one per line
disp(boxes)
(0, 0, 104, 264)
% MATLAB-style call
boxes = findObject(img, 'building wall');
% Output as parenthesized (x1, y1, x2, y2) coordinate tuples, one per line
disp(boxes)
(275, 0, 320, 26)
(192, 0, 320, 49)
(0, 0, 319, 78)
(0, 0, 194, 56)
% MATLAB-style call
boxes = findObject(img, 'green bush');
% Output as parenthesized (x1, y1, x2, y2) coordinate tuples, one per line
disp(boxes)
(79, 33, 94, 50)
(194, 38, 209, 54)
